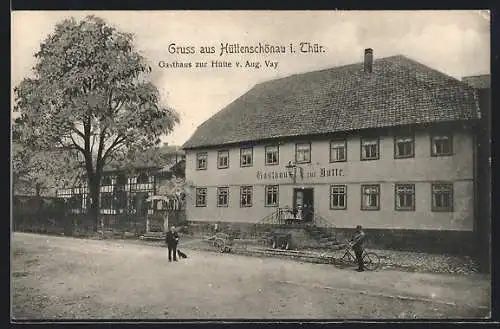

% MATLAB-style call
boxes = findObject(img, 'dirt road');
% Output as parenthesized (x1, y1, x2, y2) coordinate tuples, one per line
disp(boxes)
(11, 233, 490, 320)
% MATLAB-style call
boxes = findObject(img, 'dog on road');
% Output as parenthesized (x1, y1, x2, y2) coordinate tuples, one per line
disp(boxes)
(177, 249, 188, 259)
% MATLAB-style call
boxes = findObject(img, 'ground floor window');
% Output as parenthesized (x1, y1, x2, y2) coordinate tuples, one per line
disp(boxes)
(217, 187, 229, 207)
(240, 186, 253, 207)
(395, 184, 415, 211)
(330, 185, 347, 210)
(361, 184, 380, 210)
(265, 185, 279, 207)
(196, 188, 207, 207)
(432, 183, 453, 212)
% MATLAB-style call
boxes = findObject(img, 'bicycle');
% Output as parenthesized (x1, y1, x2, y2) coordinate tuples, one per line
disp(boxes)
(337, 243, 381, 271)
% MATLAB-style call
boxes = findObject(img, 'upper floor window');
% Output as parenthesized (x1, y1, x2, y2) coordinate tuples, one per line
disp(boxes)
(196, 152, 208, 170)
(295, 143, 311, 164)
(432, 183, 453, 212)
(394, 135, 414, 159)
(240, 147, 253, 167)
(330, 140, 347, 162)
(431, 134, 453, 156)
(361, 137, 379, 160)
(265, 145, 279, 165)
(217, 150, 229, 169)
(361, 184, 380, 210)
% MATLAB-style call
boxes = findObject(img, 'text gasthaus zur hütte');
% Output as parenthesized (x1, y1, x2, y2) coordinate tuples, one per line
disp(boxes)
(157, 42, 326, 70)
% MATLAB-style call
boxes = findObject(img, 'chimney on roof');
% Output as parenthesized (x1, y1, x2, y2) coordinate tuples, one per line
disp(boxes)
(364, 48, 373, 73)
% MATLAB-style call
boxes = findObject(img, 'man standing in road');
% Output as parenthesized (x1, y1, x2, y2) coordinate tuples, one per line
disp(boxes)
(350, 225, 366, 272)
(166, 226, 179, 262)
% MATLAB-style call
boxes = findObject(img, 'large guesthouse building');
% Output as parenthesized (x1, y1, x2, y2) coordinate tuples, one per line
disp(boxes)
(182, 49, 489, 255)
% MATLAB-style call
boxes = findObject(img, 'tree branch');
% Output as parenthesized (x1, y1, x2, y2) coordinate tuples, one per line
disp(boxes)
(71, 126, 85, 139)
(101, 134, 126, 162)
(69, 134, 86, 154)
(91, 132, 97, 154)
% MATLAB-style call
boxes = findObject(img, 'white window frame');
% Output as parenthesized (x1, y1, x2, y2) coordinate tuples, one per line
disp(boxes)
(240, 147, 253, 167)
(217, 150, 229, 169)
(265, 185, 279, 207)
(361, 184, 380, 210)
(196, 187, 207, 207)
(395, 183, 415, 211)
(361, 137, 379, 160)
(295, 142, 311, 164)
(196, 152, 208, 170)
(330, 140, 347, 162)
(217, 187, 229, 207)
(265, 145, 279, 165)
(330, 185, 347, 210)
(394, 135, 414, 159)
(431, 134, 453, 156)
(240, 186, 253, 207)
(431, 183, 453, 212)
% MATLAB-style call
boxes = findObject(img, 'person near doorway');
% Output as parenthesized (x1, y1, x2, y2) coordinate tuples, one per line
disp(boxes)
(303, 203, 313, 222)
(350, 225, 366, 272)
(165, 226, 180, 262)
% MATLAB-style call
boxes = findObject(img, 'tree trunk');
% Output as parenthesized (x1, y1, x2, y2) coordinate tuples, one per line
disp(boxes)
(88, 176, 101, 232)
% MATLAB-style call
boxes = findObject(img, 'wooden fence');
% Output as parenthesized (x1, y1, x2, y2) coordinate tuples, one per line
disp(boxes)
(12, 195, 185, 238)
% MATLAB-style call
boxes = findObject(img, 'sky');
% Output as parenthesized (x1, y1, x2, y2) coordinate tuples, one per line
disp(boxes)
(11, 10, 490, 147)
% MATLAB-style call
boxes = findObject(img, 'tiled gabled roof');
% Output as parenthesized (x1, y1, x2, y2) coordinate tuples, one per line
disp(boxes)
(462, 74, 490, 90)
(183, 55, 481, 149)
(104, 145, 185, 172)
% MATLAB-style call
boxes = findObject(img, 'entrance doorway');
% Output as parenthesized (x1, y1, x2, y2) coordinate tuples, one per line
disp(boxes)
(293, 188, 314, 222)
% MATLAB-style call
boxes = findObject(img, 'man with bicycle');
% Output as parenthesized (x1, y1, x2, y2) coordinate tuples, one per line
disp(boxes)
(350, 225, 366, 272)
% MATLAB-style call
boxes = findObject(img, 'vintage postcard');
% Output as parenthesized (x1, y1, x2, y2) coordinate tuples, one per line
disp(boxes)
(11, 10, 492, 320)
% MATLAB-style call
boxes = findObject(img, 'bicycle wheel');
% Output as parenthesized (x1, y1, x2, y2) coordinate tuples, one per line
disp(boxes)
(363, 252, 380, 271)
(338, 250, 353, 266)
